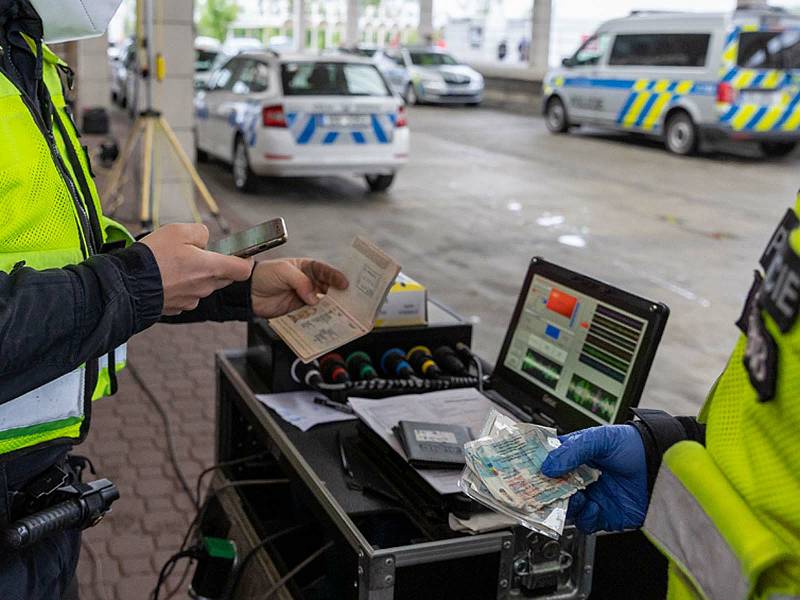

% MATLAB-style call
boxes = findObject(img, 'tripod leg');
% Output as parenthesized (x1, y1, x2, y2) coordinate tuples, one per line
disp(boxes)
(102, 117, 145, 210)
(158, 116, 230, 233)
(140, 118, 155, 227)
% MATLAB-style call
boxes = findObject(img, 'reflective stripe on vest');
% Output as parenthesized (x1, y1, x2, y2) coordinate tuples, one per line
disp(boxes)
(644, 464, 748, 600)
(98, 343, 128, 371)
(0, 368, 84, 435)
(643, 441, 792, 600)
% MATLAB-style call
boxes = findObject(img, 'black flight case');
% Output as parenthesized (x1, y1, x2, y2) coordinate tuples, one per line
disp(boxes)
(212, 301, 666, 599)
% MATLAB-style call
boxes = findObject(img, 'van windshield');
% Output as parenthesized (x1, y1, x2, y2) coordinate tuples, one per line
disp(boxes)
(737, 30, 800, 69)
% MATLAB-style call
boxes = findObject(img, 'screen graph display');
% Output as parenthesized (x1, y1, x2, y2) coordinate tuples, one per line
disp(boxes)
(502, 274, 649, 424)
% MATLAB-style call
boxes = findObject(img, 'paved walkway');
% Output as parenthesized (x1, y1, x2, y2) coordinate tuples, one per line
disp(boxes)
(77, 319, 246, 600)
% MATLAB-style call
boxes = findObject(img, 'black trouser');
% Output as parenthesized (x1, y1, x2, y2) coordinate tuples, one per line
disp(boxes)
(0, 446, 81, 600)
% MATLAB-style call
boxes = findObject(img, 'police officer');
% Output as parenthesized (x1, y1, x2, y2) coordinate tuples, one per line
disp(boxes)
(0, 1, 348, 598)
(541, 201, 800, 598)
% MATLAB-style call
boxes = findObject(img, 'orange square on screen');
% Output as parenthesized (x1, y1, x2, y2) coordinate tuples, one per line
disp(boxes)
(546, 288, 577, 319)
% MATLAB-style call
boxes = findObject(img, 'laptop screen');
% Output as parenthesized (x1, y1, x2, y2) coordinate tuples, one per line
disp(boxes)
(493, 258, 669, 432)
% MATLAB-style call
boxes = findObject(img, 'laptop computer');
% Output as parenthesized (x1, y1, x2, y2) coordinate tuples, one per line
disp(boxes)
(483, 257, 669, 433)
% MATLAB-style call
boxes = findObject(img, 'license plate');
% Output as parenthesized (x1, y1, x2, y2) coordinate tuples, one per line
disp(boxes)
(740, 90, 784, 106)
(320, 114, 370, 128)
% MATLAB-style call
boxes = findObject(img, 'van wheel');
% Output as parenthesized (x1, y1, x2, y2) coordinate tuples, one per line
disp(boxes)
(664, 111, 698, 155)
(233, 136, 258, 193)
(545, 97, 569, 133)
(365, 173, 395, 192)
(760, 141, 797, 158)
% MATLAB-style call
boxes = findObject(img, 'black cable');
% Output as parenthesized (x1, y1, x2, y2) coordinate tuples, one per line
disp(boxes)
(194, 451, 269, 507)
(315, 375, 478, 393)
(261, 541, 334, 600)
(126, 359, 197, 508)
(222, 525, 305, 599)
(163, 559, 193, 600)
(162, 479, 290, 584)
(152, 547, 199, 600)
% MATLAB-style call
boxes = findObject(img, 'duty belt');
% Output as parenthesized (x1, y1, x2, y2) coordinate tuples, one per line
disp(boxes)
(1, 455, 119, 550)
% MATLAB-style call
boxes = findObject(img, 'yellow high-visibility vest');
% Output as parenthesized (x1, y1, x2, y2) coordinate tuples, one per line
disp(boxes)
(643, 198, 800, 599)
(0, 41, 132, 457)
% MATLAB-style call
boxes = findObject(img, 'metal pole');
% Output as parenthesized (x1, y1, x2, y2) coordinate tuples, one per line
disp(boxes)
(145, 0, 155, 113)
(144, 0, 157, 225)
(418, 0, 433, 44)
(345, 0, 359, 46)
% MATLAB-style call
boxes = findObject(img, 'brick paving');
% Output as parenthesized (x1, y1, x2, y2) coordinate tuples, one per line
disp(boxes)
(77, 320, 246, 600)
(75, 116, 250, 599)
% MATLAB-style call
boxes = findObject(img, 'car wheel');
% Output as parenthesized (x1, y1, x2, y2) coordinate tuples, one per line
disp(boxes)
(405, 84, 418, 106)
(664, 111, 698, 156)
(233, 137, 258, 193)
(545, 96, 569, 133)
(365, 173, 395, 192)
(760, 141, 797, 158)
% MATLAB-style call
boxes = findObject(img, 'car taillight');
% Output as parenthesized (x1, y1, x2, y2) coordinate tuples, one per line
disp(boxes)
(262, 104, 287, 127)
(717, 82, 737, 104)
(396, 105, 407, 128)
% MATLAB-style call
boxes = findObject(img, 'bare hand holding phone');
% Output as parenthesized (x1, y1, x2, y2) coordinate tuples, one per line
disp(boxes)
(207, 218, 288, 258)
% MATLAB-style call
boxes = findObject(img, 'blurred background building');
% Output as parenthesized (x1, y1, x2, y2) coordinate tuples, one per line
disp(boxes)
(108, 0, 792, 71)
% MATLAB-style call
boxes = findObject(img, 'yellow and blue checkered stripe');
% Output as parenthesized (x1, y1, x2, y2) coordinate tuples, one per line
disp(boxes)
(717, 24, 800, 132)
(615, 79, 697, 131)
(286, 112, 394, 145)
(548, 76, 714, 133)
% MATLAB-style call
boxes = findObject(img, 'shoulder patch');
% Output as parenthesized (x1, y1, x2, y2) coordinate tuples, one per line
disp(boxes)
(760, 237, 800, 333)
(760, 208, 798, 270)
(743, 301, 778, 403)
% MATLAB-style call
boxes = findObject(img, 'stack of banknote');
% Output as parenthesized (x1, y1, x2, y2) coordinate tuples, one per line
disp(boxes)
(460, 410, 600, 539)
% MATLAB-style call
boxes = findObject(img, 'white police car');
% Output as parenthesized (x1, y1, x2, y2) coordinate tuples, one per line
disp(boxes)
(194, 52, 409, 192)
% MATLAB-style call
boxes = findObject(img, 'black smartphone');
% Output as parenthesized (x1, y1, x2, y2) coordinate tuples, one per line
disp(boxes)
(207, 218, 288, 257)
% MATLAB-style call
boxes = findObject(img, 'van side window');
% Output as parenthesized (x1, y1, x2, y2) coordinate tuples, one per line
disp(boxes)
(571, 34, 611, 67)
(738, 31, 800, 69)
(609, 34, 710, 67)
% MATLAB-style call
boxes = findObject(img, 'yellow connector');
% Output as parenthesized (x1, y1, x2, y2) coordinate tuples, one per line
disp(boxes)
(156, 54, 166, 82)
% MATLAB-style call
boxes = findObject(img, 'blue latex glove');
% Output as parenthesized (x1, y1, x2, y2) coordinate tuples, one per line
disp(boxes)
(540, 424, 648, 534)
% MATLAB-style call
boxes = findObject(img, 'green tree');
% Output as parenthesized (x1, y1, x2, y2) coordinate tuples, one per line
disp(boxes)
(197, 0, 240, 42)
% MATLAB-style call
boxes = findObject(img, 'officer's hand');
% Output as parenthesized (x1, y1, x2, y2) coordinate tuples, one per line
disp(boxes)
(250, 258, 348, 318)
(141, 224, 253, 316)
(540, 424, 648, 534)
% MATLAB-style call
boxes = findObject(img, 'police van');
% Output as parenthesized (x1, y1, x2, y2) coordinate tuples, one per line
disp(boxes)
(543, 7, 800, 156)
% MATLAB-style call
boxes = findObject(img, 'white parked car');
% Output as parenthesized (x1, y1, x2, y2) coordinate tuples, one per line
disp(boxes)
(194, 52, 409, 192)
(400, 47, 484, 106)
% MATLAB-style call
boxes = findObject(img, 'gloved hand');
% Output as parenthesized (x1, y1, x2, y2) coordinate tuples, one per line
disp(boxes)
(540, 424, 648, 534)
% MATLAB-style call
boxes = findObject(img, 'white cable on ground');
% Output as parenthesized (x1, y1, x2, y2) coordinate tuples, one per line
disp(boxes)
(81, 539, 111, 600)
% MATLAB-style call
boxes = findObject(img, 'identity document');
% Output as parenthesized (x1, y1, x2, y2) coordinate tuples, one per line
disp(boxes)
(269, 236, 401, 362)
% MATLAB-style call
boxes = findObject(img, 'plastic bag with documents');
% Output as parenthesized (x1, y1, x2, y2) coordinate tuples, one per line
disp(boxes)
(459, 410, 600, 539)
